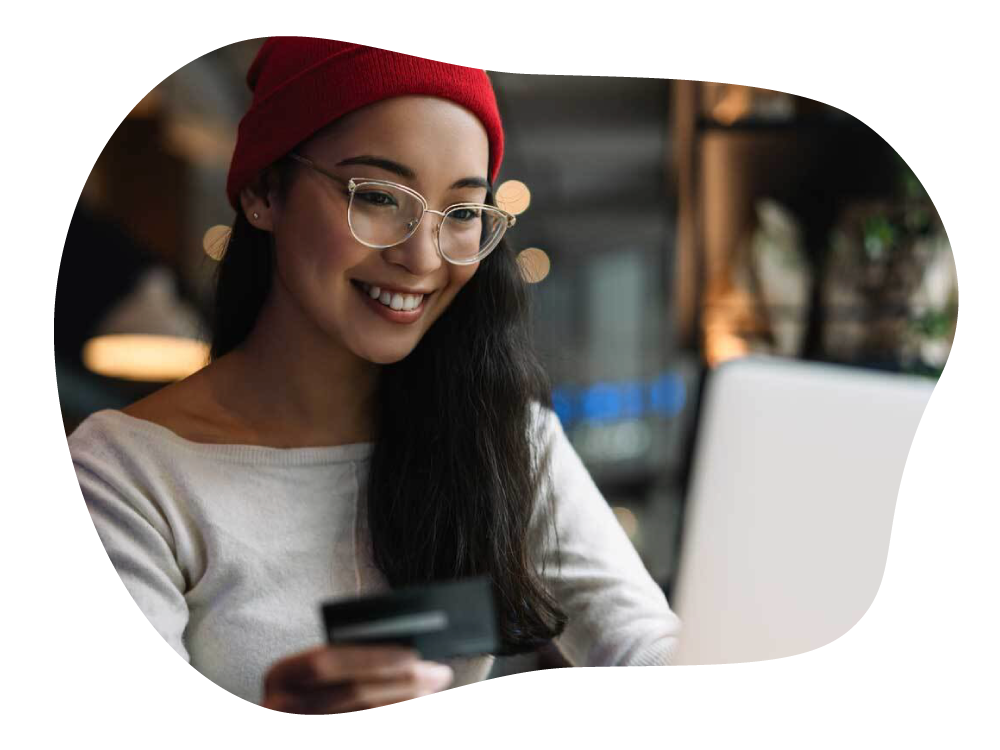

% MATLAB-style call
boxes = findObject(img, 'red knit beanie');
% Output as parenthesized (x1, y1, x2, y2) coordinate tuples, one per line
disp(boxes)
(226, 37, 505, 211)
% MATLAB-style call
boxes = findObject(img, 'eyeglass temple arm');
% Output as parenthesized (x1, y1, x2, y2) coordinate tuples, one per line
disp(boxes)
(289, 152, 516, 225)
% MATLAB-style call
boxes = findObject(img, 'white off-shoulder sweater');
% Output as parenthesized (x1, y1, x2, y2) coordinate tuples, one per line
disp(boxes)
(68, 406, 681, 705)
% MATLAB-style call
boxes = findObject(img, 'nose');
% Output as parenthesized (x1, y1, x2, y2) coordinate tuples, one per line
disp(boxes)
(380, 211, 444, 277)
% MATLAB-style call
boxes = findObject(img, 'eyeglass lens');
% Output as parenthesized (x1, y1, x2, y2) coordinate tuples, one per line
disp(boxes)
(349, 183, 507, 261)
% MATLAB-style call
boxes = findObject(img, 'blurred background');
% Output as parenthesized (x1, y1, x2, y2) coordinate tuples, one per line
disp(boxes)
(55, 39, 957, 676)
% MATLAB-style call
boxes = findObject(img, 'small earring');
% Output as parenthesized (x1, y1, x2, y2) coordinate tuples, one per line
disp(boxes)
(252, 211, 260, 220)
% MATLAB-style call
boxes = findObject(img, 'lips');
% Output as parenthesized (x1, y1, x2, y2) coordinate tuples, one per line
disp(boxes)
(351, 279, 434, 323)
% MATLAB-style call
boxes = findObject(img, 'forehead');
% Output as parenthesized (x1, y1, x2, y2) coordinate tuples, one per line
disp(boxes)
(305, 96, 490, 181)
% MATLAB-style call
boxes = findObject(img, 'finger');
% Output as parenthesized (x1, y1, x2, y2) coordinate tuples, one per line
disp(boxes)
(265, 644, 420, 692)
(282, 662, 454, 712)
(279, 662, 455, 714)
(260, 693, 372, 716)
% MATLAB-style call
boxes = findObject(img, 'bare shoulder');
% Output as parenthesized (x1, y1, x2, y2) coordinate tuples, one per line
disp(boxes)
(121, 378, 199, 425)
(121, 361, 240, 444)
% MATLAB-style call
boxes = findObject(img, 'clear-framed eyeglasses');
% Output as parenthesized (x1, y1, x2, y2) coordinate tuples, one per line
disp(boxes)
(288, 153, 517, 265)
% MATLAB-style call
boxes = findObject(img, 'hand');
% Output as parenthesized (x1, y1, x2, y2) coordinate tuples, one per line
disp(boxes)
(261, 644, 454, 714)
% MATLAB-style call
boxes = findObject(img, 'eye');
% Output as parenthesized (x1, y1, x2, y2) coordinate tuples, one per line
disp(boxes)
(448, 206, 483, 222)
(355, 190, 399, 208)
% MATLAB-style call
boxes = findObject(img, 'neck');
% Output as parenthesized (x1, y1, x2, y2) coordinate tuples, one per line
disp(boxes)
(211, 281, 379, 447)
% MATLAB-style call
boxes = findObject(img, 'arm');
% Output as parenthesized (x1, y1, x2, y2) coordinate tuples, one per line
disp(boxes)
(75, 459, 191, 661)
(529, 408, 681, 667)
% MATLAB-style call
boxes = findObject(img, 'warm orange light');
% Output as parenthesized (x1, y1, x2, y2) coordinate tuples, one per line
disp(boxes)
(517, 247, 551, 284)
(704, 287, 750, 367)
(704, 326, 750, 367)
(711, 87, 753, 125)
(202, 225, 231, 261)
(129, 88, 162, 118)
(496, 180, 531, 215)
(83, 334, 210, 382)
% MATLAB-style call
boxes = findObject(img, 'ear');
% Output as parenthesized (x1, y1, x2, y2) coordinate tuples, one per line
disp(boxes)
(239, 171, 278, 231)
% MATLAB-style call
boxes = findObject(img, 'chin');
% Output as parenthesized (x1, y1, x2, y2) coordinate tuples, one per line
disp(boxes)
(355, 343, 419, 366)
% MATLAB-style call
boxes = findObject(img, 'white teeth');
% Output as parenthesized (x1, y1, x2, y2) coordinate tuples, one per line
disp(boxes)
(359, 282, 424, 311)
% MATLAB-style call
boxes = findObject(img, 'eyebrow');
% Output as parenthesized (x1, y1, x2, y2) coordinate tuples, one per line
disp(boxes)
(335, 155, 490, 191)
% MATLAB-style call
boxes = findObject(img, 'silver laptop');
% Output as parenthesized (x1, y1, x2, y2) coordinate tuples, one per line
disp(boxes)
(670, 356, 935, 665)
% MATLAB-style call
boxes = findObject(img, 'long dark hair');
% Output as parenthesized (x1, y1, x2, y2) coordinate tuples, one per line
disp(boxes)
(211, 161, 567, 655)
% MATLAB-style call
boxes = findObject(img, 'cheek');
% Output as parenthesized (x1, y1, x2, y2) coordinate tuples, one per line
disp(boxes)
(274, 243, 349, 311)
(277, 209, 362, 279)
(274, 183, 358, 264)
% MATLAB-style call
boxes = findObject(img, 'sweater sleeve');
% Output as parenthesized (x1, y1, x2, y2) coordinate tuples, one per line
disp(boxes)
(71, 432, 191, 662)
(529, 406, 681, 667)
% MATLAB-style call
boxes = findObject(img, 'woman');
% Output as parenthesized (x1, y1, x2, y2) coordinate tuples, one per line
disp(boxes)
(68, 37, 681, 713)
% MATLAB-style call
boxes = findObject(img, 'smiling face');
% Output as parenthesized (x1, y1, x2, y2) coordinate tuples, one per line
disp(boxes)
(242, 96, 491, 366)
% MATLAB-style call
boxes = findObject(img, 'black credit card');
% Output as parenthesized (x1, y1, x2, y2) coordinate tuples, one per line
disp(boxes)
(320, 576, 499, 661)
